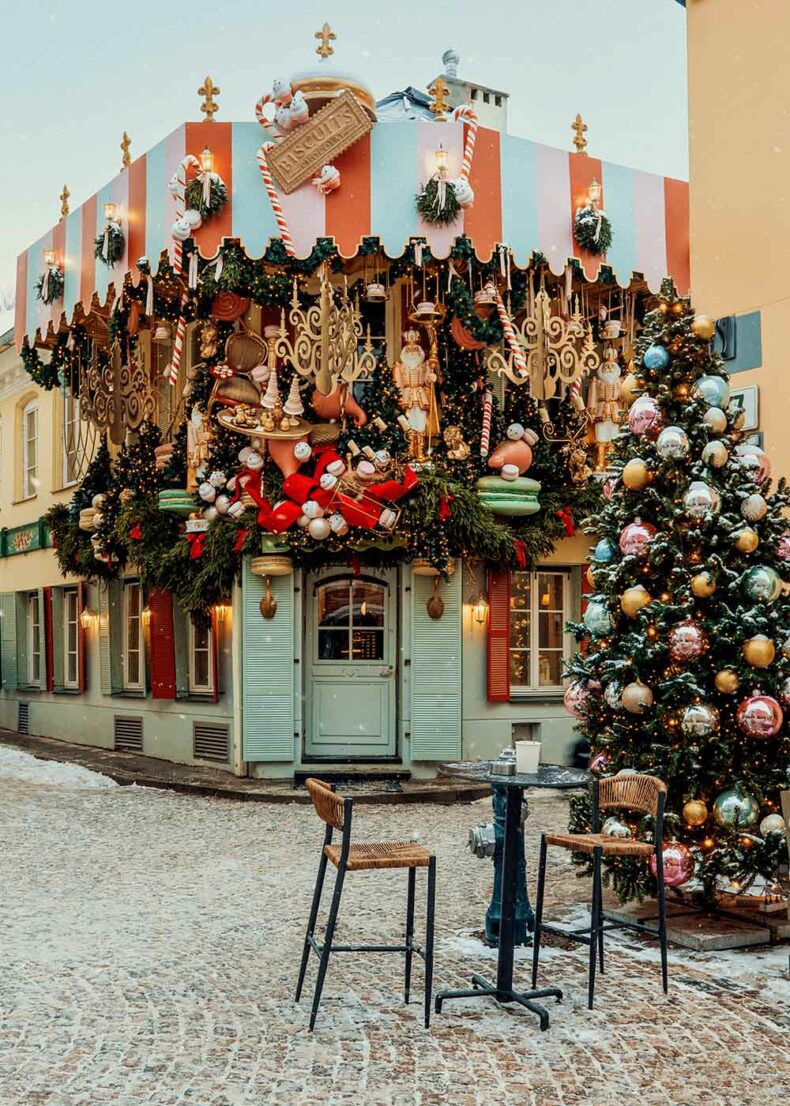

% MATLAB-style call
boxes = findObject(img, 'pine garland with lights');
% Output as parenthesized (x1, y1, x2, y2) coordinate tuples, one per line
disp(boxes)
(416, 177, 461, 226)
(94, 223, 125, 267)
(185, 176, 228, 221)
(565, 279, 790, 905)
(35, 266, 64, 305)
(574, 205, 613, 256)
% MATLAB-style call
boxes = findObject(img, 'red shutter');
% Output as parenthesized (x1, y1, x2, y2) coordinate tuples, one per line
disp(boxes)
(210, 607, 220, 703)
(43, 587, 54, 692)
(149, 589, 176, 699)
(77, 582, 87, 693)
(487, 569, 511, 702)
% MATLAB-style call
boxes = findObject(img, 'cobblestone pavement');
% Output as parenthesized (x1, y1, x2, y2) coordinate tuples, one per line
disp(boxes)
(1, 757, 788, 1106)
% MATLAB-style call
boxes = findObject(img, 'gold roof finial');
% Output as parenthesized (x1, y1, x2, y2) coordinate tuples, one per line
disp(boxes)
(428, 76, 451, 121)
(198, 76, 220, 120)
(59, 185, 70, 218)
(572, 113, 588, 154)
(121, 131, 132, 169)
(315, 22, 336, 59)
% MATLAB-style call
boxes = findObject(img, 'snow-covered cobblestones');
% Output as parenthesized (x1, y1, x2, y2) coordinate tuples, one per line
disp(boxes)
(1, 751, 787, 1105)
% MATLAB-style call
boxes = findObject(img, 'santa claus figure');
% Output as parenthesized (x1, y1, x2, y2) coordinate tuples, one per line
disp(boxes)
(392, 329, 440, 460)
(587, 345, 623, 471)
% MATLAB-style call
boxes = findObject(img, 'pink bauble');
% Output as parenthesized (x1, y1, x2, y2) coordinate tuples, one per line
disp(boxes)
(735, 443, 771, 483)
(667, 620, 709, 661)
(650, 843, 695, 888)
(628, 395, 662, 438)
(777, 531, 790, 561)
(736, 694, 784, 738)
(619, 519, 657, 557)
(563, 680, 599, 718)
(590, 752, 610, 775)
(602, 478, 617, 501)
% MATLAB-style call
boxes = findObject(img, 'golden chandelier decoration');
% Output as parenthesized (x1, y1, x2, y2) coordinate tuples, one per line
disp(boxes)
(485, 285, 600, 401)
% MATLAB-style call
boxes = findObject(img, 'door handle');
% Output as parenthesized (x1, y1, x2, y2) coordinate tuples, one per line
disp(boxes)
(379, 665, 394, 677)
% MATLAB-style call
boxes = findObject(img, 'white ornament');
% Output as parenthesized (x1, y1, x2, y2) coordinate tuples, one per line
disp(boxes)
(283, 376, 305, 419)
(451, 177, 475, 208)
(326, 459, 346, 477)
(271, 77, 293, 107)
(238, 446, 253, 464)
(319, 473, 338, 491)
(198, 482, 216, 502)
(703, 407, 727, 434)
(741, 494, 768, 521)
(356, 460, 376, 483)
(379, 508, 398, 530)
(500, 464, 519, 481)
(215, 494, 231, 515)
(227, 500, 245, 519)
(208, 470, 226, 488)
(507, 423, 525, 441)
(289, 91, 310, 126)
(171, 217, 194, 241)
(203, 506, 218, 522)
(374, 450, 391, 469)
(302, 500, 324, 520)
(183, 209, 203, 230)
(297, 514, 310, 528)
(308, 517, 331, 540)
(246, 451, 264, 472)
(759, 814, 786, 835)
(294, 441, 312, 463)
(329, 514, 349, 536)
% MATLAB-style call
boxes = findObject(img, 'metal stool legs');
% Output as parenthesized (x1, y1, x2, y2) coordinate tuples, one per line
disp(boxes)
(424, 856, 436, 1030)
(296, 847, 329, 1004)
(405, 867, 416, 1004)
(309, 861, 347, 1031)
(588, 845, 602, 1009)
(656, 857, 668, 993)
(531, 835, 548, 989)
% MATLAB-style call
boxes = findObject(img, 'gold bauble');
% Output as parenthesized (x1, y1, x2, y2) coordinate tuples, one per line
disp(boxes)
(742, 634, 776, 668)
(620, 585, 652, 618)
(622, 458, 650, 490)
(683, 799, 709, 827)
(620, 373, 642, 406)
(734, 528, 759, 554)
(691, 314, 716, 340)
(714, 668, 740, 693)
(690, 571, 716, 598)
(586, 563, 596, 589)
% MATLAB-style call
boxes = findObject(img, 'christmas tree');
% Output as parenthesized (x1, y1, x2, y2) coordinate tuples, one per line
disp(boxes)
(566, 279, 790, 904)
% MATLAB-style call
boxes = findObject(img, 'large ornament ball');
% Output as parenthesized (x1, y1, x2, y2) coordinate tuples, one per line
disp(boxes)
(713, 789, 760, 828)
(668, 620, 709, 661)
(602, 817, 633, 838)
(715, 668, 740, 694)
(590, 751, 610, 775)
(604, 682, 624, 711)
(735, 443, 771, 483)
(628, 395, 663, 438)
(760, 814, 787, 836)
(734, 527, 759, 554)
(691, 571, 716, 598)
(198, 481, 216, 502)
(777, 531, 790, 561)
(214, 494, 231, 515)
(621, 681, 654, 714)
(741, 565, 782, 603)
(691, 314, 716, 340)
(683, 799, 709, 827)
(307, 517, 331, 541)
(563, 680, 592, 718)
(681, 702, 720, 737)
(620, 373, 641, 406)
(703, 407, 728, 434)
(203, 505, 218, 523)
(742, 633, 776, 668)
(736, 694, 783, 738)
(622, 458, 650, 490)
(780, 676, 790, 707)
(650, 842, 695, 888)
(702, 440, 729, 468)
(584, 600, 613, 637)
(643, 344, 670, 371)
(620, 585, 652, 618)
(619, 518, 657, 557)
(594, 537, 617, 563)
(302, 500, 324, 520)
(741, 494, 768, 522)
(693, 374, 730, 408)
(683, 480, 721, 520)
(656, 426, 690, 461)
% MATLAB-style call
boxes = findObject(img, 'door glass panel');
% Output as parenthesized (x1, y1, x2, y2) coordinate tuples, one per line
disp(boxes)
(318, 581, 351, 626)
(318, 629, 349, 660)
(352, 629, 383, 660)
(316, 578, 387, 663)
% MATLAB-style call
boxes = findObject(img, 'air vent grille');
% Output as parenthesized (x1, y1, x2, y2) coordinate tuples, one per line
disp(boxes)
(114, 715, 143, 752)
(18, 701, 29, 735)
(193, 721, 230, 763)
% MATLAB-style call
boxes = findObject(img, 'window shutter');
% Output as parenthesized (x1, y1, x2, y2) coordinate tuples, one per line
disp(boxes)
(242, 559, 294, 761)
(210, 607, 220, 703)
(148, 588, 177, 700)
(410, 563, 462, 761)
(98, 581, 123, 694)
(77, 582, 87, 693)
(487, 569, 511, 702)
(0, 593, 18, 691)
(51, 588, 65, 691)
(173, 605, 190, 699)
(42, 587, 54, 692)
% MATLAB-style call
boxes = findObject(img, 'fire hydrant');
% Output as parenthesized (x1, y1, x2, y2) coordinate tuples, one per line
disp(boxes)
(468, 779, 534, 946)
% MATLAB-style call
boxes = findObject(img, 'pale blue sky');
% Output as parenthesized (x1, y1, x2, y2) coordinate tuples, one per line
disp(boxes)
(0, 0, 687, 312)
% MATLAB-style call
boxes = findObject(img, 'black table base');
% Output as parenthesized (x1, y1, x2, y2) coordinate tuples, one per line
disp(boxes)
(435, 974, 562, 1032)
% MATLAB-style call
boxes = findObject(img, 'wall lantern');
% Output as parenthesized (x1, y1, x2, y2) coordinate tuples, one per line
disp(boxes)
(43, 248, 56, 268)
(472, 593, 489, 626)
(79, 607, 97, 630)
(214, 601, 231, 624)
(587, 177, 602, 208)
(200, 146, 214, 173)
(103, 201, 118, 223)
(434, 144, 449, 176)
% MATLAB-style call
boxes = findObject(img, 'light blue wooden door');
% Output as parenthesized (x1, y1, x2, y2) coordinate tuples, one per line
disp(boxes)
(305, 570, 397, 758)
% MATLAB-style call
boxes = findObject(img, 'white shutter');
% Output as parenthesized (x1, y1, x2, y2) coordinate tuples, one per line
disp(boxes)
(409, 563, 463, 761)
(241, 559, 295, 762)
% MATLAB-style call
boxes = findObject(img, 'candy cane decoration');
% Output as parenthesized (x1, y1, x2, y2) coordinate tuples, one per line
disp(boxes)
(454, 105, 478, 182)
(480, 389, 493, 458)
(169, 154, 200, 275)
(486, 281, 528, 379)
(254, 95, 280, 138)
(256, 143, 295, 256)
(166, 306, 187, 385)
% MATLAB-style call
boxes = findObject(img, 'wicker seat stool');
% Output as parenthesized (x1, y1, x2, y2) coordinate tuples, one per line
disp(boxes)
(531, 773, 669, 1009)
(296, 778, 436, 1031)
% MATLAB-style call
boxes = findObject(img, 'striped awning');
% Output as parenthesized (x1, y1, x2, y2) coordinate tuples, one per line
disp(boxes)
(15, 117, 689, 349)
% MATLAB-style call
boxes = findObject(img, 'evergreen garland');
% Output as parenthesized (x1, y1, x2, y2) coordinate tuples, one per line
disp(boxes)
(94, 223, 125, 267)
(574, 205, 613, 256)
(185, 175, 229, 221)
(35, 267, 64, 305)
(416, 177, 461, 226)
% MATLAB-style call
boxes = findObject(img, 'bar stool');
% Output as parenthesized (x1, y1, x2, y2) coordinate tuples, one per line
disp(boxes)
(295, 778, 437, 1031)
(531, 773, 668, 1008)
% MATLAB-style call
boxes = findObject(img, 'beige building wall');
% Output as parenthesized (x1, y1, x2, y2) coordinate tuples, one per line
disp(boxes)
(687, 0, 790, 474)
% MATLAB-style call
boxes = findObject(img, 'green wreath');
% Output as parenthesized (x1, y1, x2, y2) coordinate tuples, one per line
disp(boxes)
(35, 267, 64, 306)
(185, 175, 229, 221)
(94, 223, 125, 267)
(574, 205, 613, 256)
(416, 177, 461, 226)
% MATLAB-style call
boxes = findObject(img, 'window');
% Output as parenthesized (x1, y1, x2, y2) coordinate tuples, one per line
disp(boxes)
(22, 401, 38, 499)
(188, 618, 214, 694)
(316, 578, 385, 661)
(495, 95, 502, 107)
(509, 571, 572, 692)
(62, 392, 80, 486)
(483, 91, 490, 104)
(63, 588, 79, 689)
(471, 87, 479, 100)
(123, 581, 144, 690)
(27, 592, 41, 687)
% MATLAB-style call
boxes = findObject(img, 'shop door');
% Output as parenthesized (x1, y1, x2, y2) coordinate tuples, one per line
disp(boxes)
(305, 570, 397, 759)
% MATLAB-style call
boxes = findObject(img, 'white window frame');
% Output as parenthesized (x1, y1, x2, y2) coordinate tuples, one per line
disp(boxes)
(123, 581, 144, 691)
(62, 392, 80, 487)
(22, 400, 38, 499)
(509, 569, 573, 696)
(27, 592, 42, 687)
(188, 618, 214, 695)
(63, 588, 79, 689)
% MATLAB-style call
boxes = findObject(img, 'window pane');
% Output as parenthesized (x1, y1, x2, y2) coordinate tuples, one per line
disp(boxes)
(352, 582, 384, 627)
(510, 609, 531, 649)
(537, 573, 563, 610)
(193, 648, 209, 688)
(351, 629, 383, 661)
(539, 610, 564, 649)
(318, 582, 350, 626)
(538, 651, 563, 687)
(510, 649, 530, 688)
(510, 572, 531, 607)
(318, 629, 349, 660)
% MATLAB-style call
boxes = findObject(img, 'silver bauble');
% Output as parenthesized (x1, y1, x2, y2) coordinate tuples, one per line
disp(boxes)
(702, 440, 729, 468)
(656, 425, 690, 460)
(683, 480, 721, 520)
(680, 702, 720, 737)
(740, 493, 768, 521)
(703, 407, 727, 434)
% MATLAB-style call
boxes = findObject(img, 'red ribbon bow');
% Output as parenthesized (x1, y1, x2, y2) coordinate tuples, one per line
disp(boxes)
(186, 532, 206, 559)
(514, 540, 527, 570)
(555, 507, 575, 537)
(129, 524, 143, 541)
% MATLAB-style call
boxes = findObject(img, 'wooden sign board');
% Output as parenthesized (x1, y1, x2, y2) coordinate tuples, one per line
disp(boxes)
(268, 90, 373, 194)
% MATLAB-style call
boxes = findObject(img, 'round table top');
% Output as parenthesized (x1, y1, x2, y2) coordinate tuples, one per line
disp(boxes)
(440, 762, 590, 790)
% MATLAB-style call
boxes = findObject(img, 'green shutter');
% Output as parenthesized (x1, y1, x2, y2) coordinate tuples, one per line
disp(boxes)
(0, 593, 18, 691)
(97, 581, 123, 694)
(241, 558, 295, 762)
(172, 604, 190, 699)
(409, 564, 463, 760)
(51, 589, 65, 690)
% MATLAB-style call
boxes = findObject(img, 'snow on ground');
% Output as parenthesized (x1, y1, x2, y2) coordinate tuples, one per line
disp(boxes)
(0, 743, 117, 788)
